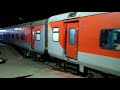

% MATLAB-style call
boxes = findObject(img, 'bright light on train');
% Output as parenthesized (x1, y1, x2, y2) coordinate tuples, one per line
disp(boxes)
(14, 28, 24, 30)
(0, 30, 7, 32)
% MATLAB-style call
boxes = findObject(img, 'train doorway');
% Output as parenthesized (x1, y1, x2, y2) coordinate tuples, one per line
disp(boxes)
(65, 22, 79, 59)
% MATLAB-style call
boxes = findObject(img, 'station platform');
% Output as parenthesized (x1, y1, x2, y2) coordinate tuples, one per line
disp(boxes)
(0, 42, 83, 78)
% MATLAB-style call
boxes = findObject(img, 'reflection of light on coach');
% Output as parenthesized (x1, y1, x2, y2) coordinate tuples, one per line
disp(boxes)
(0, 30, 7, 32)
(14, 28, 24, 30)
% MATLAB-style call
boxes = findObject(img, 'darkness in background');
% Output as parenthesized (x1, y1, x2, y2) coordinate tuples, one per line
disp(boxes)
(0, 0, 119, 28)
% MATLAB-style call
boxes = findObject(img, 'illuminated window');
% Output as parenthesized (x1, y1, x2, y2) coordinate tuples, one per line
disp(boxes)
(53, 27, 59, 42)
(21, 33, 25, 40)
(36, 30, 41, 41)
(69, 28, 76, 44)
(100, 29, 120, 51)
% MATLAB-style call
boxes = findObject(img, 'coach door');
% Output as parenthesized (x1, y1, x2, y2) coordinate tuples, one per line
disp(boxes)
(31, 28, 35, 49)
(66, 22, 79, 59)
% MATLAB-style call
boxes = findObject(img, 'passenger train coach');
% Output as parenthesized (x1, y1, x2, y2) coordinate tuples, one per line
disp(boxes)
(0, 12, 120, 77)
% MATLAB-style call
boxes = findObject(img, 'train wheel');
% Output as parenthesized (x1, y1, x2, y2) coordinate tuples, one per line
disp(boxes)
(87, 73, 94, 78)
(86, 70, 106, 78)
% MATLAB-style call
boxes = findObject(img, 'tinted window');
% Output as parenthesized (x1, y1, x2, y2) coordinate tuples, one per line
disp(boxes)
(69, 28, 76, 44)
(8, 34, 10, 38)
(12, 34, 14, 38)
(6, 34, 7, 38)
(4, 34, 5, 37)
(21, 33, 25, 40)
(16, 34, 19, 39)
(100, 29, 120, 51)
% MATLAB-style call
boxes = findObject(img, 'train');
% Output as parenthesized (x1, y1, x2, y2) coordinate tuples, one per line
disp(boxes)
(0, 12, 120, 77)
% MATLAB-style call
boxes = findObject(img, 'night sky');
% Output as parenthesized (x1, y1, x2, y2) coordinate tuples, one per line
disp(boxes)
(0, 0, 118, 28)
(0, 8, 69, 28)
(0, 0, 83, 28)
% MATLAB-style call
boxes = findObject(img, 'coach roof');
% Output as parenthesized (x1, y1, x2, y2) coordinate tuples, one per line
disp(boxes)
(48, 12, 109, 22)
(31, 19, 47, 26)
(0, 19, 47, 29)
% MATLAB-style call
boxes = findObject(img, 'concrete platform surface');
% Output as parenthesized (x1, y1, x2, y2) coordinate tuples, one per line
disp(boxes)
(0, 43, 83, 78)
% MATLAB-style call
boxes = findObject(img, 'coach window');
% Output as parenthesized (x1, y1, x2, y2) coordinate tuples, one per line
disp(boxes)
(3, 34, 5, 37)
(21, 33, 25, 40)
(6, 34, 7, 38)
(16, 34, 19, 39)
(53, 27, 59, 42)
(0, 35, 1, 38)
(69, 28, 76, 44)
(100, 29, 120, 51)
(12, 34, 14, 39)
(8, 34, 10, 38)
(36, 30, 41, 41)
